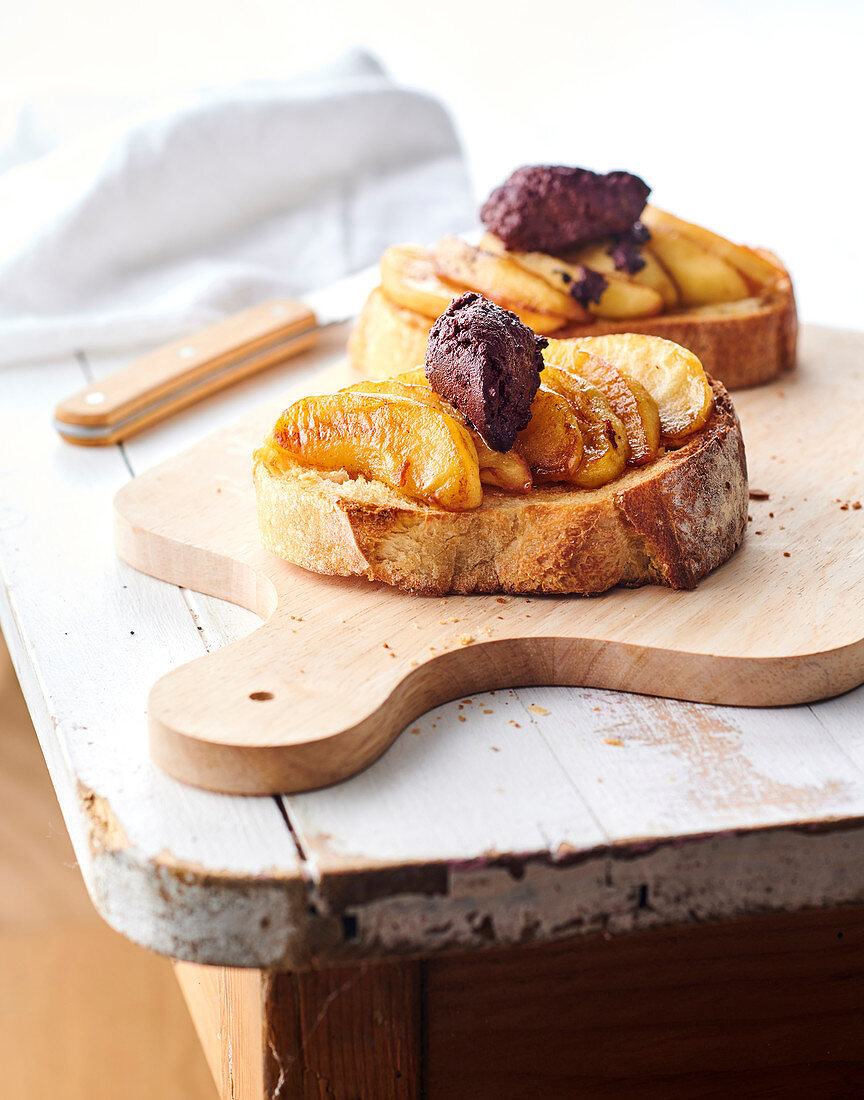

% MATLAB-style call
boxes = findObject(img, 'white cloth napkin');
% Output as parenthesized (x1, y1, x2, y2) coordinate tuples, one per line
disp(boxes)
(0, 52, 473, 364)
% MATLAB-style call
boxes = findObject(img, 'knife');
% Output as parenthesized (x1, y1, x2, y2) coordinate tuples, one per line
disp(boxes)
(53, 270, 374, 446)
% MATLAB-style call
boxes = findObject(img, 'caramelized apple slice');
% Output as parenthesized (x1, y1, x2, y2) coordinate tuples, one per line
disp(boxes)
(479, 234, 590, 321)
(642, 206, 780, 291)
(589, 276, 664, 320)
(569, 241, 679, 309)
(432, 237, 578, 326)
(535, 372, 629, 488)
(393, 368, 431, 387)
(381, 244, 464, 319)
(621, 375, 661, 462)
(484, 233, 663, 320)
(542, 351, 658, 467)
(477, 450, 533, 493)
(514, 388, 584, 483)
(643, 229, 749, 306)
(270, 393, 482, 510)
(567, 333, 713, 443)
(345, 378, 532, 493)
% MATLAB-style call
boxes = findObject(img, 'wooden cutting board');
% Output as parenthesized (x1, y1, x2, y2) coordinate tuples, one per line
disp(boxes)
(114, 325, 864, 795)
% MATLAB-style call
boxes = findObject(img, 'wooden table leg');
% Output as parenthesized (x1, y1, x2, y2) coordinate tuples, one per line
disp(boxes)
(175, 958, 422, 1099)
(177, 904, 864, 1099)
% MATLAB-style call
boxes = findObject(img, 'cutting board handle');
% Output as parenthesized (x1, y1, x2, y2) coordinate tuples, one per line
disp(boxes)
(54, 300, 317, 446)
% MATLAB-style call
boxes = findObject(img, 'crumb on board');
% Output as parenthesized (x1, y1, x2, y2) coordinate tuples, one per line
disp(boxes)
(483, 708, 493, 714)
(749, 488, 770, 500)
(509, 720, 521, 727)
(458, 715, 466, 723)
(490, 746, 499, 752)
(783, 551, 791, 557)
(528, 704, 550, 717)
(411, 727, 421, 735)
(457, 634, 474, 646)
(604, 736, 624, 747)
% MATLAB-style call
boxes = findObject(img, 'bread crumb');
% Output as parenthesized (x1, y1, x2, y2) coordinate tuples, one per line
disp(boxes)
(841, 503, 850, 510)
(462, 699, 473, 704)
(783, 552, 791, 557)
(490, 746, 499, 752)
(458, 715, 466, 722)
(483, 708, 493, 714)
(604, 737, 624, 747)
(410, 660, 418, 667)
(854, 501, 862, 510)
(749, 489, 770, 500)
(528, 704, 550, 716)
(496, 597, 507, 604)
(509, 720, 521, 727)
(411, 727, 421, 734)
(755, 530, 763, 535)
(457, 634, 474, 646)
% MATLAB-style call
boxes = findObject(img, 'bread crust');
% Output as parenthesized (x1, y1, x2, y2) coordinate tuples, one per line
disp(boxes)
(254, 382, 747, 596)
(349, 269, 797, 391)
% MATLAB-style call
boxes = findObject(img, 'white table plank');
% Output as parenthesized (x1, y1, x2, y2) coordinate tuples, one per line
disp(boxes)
(0, 354, 309, 967)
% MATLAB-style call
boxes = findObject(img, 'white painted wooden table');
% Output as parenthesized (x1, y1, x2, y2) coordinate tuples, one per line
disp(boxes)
(3, 321, 864, 971)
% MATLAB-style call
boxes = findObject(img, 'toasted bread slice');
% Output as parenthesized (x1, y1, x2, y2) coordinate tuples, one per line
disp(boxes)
(254, 381, 746, 596)
(349, 261, 796, 391)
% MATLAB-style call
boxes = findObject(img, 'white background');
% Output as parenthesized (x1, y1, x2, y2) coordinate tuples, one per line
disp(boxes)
(1, 0, 861, 329)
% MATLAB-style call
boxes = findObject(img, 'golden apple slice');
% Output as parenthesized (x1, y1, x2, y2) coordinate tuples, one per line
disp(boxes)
(270, 392, 482, 510)
(542, 350, 658, 467)
(432, 236, 580, 324)
(534, 372, 629, 488)
(345, 378, 532, 493)
(643, 228, 749, 306)
(514, 388, 584, 483)
(621, 375, 661, 462)
(479, 234, 590, 321)
(587, 273, 663, 320)
(484, 233, 663, 321)
(569, 241, 679, 308)
(393, 368, 430, 387)
(568, 333, 713, 443)
(642, 206, 780, 290)
(381, 244, 464, 320)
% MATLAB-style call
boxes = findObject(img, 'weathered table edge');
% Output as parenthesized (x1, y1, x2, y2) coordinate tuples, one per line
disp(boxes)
(7, 568, 864, 972)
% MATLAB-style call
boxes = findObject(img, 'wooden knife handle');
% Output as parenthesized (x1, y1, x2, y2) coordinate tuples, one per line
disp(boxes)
(54, 299, 318, 445)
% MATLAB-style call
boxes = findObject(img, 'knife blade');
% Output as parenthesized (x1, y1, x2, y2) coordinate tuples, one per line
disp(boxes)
(53, 267, 375, 446)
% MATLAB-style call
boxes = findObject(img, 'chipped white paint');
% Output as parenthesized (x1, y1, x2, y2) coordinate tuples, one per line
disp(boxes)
(3, 325, 864, 968)
(347, 826, 864, 957)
